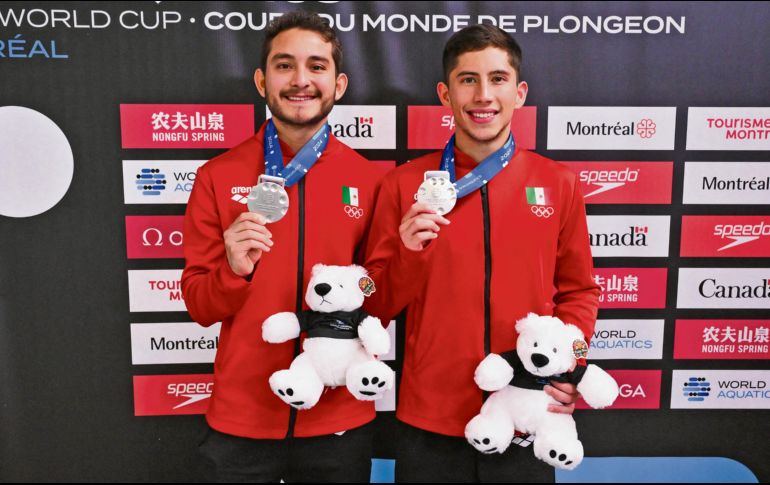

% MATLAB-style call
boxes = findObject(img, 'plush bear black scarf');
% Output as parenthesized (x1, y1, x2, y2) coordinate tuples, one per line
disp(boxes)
(499, 351, 587, 391)
(297, 308, 370, 339)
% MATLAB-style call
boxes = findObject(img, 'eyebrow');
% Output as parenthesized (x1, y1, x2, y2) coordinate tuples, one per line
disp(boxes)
(455, 69, 512, 77)
(270, 53, 330, 64)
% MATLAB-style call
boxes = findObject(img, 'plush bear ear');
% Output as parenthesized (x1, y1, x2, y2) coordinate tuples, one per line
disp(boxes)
(562, 323, 585, 342)
(348, 264, 368, 280)
(311, 263, 327, 277)
(345, 265, 376, 296)
(515, 313, 540, 335)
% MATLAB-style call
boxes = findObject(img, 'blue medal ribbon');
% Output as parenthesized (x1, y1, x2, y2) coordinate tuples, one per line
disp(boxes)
(263, 119, 330, 187)
(440, 133, 515, 198)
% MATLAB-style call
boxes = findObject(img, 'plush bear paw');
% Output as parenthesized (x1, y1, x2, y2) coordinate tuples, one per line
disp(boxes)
(262, 312, 301, 344)
(346, 360, 394, 401)
(358, 316, 391, 356)
(474, 354, 514, 392)
(464, 414, 514, 454)
(533, 434, 584, 470)
(577, 364, 620, 409)
(268, 369, 323, 410)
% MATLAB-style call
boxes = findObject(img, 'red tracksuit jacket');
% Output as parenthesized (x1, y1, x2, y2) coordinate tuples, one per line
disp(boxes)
(182, 122, 386, 439)
(364, 145, 600, 437)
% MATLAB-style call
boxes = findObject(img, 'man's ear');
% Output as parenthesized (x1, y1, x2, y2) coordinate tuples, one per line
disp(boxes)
(254, 68, 267, 98)
(437, 81, 451, 108)
(514, 80, 528, 109)
(334, 72, 349, 102)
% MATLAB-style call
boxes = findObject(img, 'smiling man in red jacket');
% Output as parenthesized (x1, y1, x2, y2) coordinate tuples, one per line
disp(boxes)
(182, 11, 386, 483)
(364, 24, 600, 482)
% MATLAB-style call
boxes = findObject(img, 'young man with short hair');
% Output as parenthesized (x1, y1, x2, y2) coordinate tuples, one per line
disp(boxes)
(364, 24, 600, 482)
(182, 11, 386, 482)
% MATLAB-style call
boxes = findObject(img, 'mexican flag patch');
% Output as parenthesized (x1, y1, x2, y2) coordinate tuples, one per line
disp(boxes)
(342, 186, 359, 207)
(526, 187, 549, 205)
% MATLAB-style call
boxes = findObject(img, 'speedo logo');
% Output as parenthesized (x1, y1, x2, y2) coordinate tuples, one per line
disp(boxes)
(714, 222, 770, 251)
(231, 186, 251, 204)
(167, 382, 213, 409)
(580, 168, 640, 198)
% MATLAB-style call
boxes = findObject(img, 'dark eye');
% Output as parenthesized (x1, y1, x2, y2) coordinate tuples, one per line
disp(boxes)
(339, 284, 344, 288)
(534, 342, 538, 348)
(552, 348, 557, 353)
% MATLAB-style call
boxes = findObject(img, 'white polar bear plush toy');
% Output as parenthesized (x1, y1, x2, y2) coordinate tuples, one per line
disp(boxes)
(262, 264, 394, 410)
(465, 313, 619, 470)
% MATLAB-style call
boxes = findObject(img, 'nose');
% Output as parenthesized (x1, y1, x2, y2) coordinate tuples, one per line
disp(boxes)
(474, 80, 493, 103)
(314, 283, 331, 296)
(291, 67, 310, 88)
(531, 353, 550, 368)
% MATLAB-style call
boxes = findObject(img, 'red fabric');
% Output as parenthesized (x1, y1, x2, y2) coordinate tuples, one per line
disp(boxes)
(363, 146, 600, 437)
(182, 122, 387, 438)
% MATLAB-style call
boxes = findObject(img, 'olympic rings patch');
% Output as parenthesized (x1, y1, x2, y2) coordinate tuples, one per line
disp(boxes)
(344, 205, 364, 219)
(530, 206, 554, 218)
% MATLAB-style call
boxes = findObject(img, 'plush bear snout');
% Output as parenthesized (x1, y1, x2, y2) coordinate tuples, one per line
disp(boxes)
(531, 353, 550, 368)
(314, 283, 332, 296)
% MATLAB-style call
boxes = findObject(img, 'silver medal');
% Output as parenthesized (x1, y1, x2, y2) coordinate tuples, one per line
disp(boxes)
(415, 171, 457, 216)
(247, 174, 290, 223)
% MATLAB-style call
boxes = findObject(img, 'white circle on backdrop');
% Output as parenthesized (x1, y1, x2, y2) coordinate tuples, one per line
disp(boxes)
(0, 106, 74, 218)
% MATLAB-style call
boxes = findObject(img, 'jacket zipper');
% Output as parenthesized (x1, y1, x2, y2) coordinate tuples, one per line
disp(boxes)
(480, 185, 492, 357)
(286, 177, 305, 438)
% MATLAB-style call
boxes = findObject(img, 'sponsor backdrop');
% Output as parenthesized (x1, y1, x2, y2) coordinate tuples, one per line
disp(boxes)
(1, 1, 769, 482)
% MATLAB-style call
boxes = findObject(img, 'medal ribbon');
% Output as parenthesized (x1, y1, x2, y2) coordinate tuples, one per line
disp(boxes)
(440, 133, 515, 198)
(264, 119, 330, 187)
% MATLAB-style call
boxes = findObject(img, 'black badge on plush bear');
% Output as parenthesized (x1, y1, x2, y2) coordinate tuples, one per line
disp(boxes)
(359, 276, 376, 296)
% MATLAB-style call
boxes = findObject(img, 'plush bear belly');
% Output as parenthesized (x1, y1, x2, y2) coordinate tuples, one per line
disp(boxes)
(303, 337, 367, 387)
(486, 385, 560, 435)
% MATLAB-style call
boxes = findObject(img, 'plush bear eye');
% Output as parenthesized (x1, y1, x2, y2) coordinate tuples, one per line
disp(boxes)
(339, 284, 344, 288)
(552, 348, 557, 353)
(534, 342, 538, 348)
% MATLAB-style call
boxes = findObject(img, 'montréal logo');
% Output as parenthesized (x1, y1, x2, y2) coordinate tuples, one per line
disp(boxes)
(580, 167, 640, 198)
(331, 117, 374, 139)
(683, 376, 710, 401)
(699, 278, 770, 298)
(636, 119, 656, 138)
(714, 222, 770, 251)
(590, 226, 648, 247)
(566, 119, 656, 138)
(136, 168, 167, 196)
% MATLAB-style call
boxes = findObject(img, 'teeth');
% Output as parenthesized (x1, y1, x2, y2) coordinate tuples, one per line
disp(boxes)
(288, 96, 313, 101)
(471, 112, 496, 119)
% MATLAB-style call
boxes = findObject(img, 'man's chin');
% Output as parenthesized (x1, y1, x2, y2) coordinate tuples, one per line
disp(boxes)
(269, 104, 333, 129)
(463, 124, 511, 145)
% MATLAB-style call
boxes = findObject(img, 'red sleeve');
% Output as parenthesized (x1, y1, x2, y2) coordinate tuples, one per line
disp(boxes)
(361, 173, 436, 323)
(181, 164, 252, 326)
(552, 176, 600, 344)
